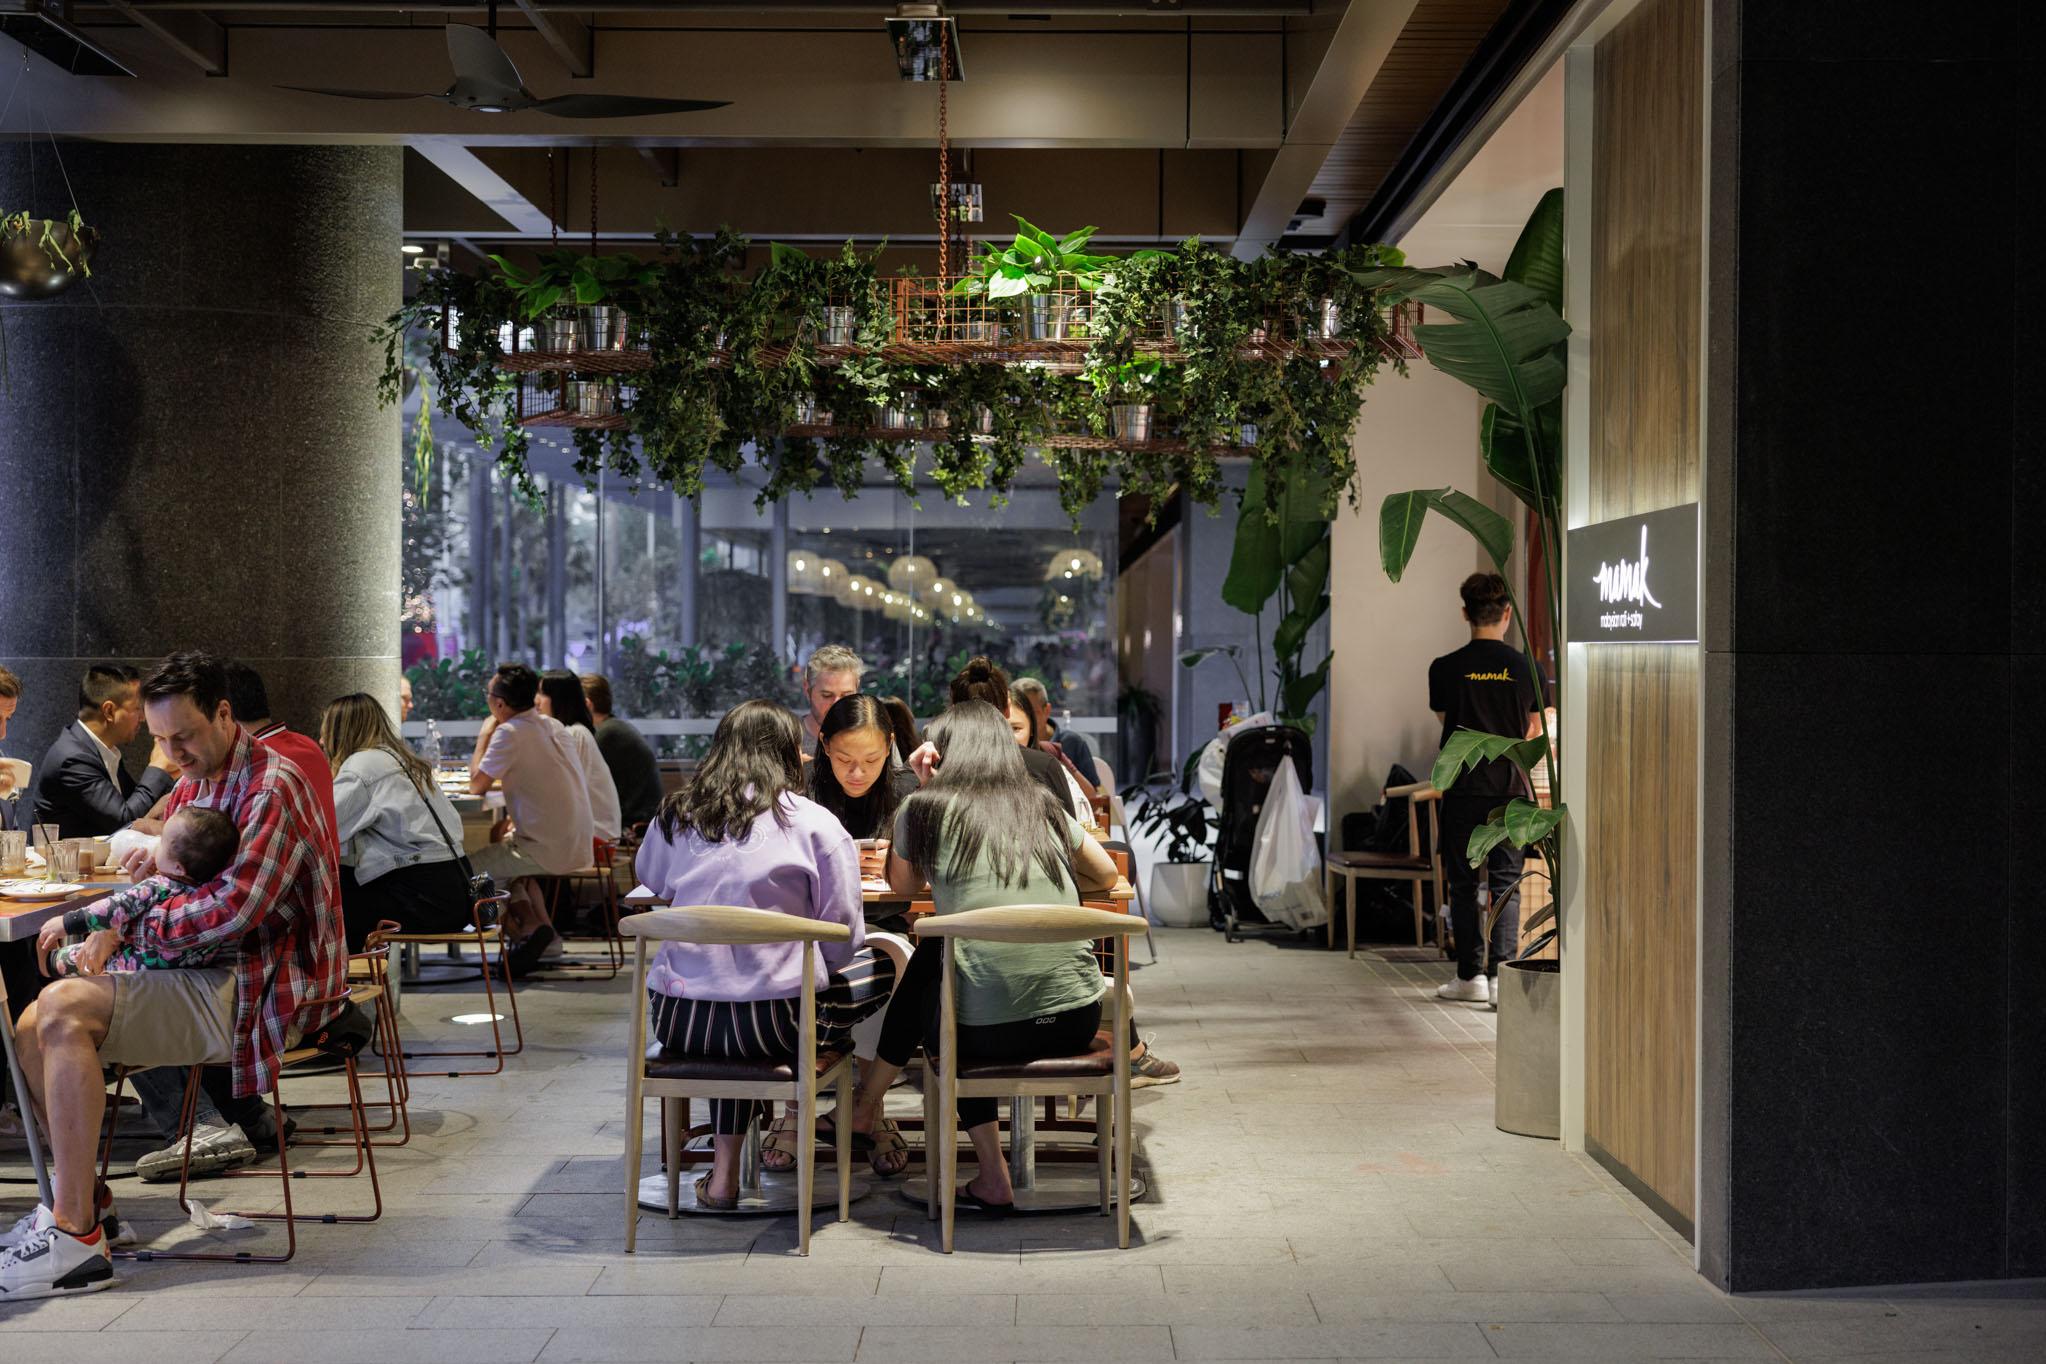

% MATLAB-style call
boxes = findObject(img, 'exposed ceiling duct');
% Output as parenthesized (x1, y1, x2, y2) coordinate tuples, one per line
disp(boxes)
(0, 2, 136, 76)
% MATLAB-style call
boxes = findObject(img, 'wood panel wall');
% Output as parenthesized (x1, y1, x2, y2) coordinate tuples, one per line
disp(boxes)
(1582, 0, 1703, 1233)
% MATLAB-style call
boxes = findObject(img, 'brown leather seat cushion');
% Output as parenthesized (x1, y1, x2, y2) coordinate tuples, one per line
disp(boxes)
(1328, 850, 1428, 870)
(646, 1049, 845, 1083)
(954, 1029, 1115, 1082)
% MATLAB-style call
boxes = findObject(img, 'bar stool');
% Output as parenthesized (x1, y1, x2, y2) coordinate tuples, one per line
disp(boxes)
(364, 890, 522, 1077)
(299, 930, 412, 1147)
(914, 904, 1146, 1253)
(619, 906, 858, 1256)
(100, 986, 384, 1265)
(544, 839, 625, 978)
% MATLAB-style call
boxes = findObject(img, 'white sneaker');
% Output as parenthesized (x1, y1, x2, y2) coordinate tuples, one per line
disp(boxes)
(136, 1121, 258, 1184)
(1, 1197, 129, 1251)
(1435, 976, 1489, 1003)
(1486, 974, 1499, 1010)
(0, 1207, 113, 1300)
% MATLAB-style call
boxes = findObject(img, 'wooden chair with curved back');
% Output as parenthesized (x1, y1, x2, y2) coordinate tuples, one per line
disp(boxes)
(912, 904, 1147, 1253)
(619, 905, 858, 1256)
(364, 889, 524, 1077)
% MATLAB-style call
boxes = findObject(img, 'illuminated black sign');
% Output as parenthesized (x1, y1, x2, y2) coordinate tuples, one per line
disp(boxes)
(1565, 503, 1699, 644)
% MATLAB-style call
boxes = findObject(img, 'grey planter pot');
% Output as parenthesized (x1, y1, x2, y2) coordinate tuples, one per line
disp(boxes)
(1024, 294, 1090, 341)
(579, 304, 631, 351)
(1110, 403, 1155, 442)
(822, 306, 858, 346)
(1494, 958, 1561, 1139)
(566, 380, 622, 418)
(538, 312, 582, 353)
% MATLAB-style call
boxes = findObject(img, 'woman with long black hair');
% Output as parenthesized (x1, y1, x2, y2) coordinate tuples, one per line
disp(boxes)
(809, 694, 921, 849)
(634, 700, 907, 1206)
(537, 668, 622, 844)
(840, 700, 1121, 1209)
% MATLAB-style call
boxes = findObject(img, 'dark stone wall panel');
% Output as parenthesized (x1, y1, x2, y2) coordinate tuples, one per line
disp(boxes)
(1726, 652, 2010, 1289)
(1731, 0, 2020, 64)
(1728, 59, 2014, 659)
(0, 144, 403, 754)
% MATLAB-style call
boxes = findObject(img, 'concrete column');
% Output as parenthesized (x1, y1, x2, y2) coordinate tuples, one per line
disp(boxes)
(0, 144, 402, 765)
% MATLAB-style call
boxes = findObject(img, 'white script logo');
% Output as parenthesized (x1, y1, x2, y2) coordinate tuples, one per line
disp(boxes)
(1593, 525, 1661, 630)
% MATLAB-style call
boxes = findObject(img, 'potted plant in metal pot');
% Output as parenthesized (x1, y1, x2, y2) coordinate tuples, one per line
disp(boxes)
(952, 215, 1116, 340)
(488, 248, 658, 350)
(1358, 188, 1569, 1137)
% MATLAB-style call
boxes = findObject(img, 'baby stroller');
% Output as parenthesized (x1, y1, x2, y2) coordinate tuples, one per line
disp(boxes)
(1207, 723, 1315, 942)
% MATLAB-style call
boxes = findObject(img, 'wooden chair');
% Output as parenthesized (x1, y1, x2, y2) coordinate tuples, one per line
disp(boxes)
(914, 904, 1145, 1253)
(1325, 781, 1445, 957)
(102, 986, 384, 1265)
(364, 890, 523, 1077)
(619, 906, 857, 1256)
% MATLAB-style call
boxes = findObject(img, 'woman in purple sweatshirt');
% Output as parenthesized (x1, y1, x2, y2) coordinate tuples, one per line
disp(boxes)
(633, 699, 904, 1208)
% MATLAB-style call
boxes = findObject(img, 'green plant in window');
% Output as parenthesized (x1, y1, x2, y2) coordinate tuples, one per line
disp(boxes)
(486, 248, 659, 318)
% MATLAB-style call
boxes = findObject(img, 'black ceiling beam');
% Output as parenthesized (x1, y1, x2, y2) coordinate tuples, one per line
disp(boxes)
(1335, 0, 1576, 251)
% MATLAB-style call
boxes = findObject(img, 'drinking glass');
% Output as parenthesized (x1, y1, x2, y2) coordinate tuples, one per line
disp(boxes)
(0, 829, 25, 874)
(47, 841, 80, 883)
(31, 823, 59, 878)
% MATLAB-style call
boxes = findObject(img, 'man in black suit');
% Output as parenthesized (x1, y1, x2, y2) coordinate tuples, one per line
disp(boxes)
(30, 663, 180, 838)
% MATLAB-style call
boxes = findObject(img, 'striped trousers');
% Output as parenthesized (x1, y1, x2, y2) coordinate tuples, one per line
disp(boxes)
(647, 944, 897, 1135)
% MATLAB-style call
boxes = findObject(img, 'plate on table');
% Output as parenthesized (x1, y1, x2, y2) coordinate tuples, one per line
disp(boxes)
(0, 880, 84, 899)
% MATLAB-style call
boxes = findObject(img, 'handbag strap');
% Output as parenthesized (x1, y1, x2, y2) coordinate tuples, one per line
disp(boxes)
(401, 750, 480, 884)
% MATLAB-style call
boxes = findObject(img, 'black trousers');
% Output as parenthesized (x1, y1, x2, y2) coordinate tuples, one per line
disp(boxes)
(647, 946, 896, 1135)
(341, 859, 474, 952)
(876, 938, 1107, 1130)
(1438, 793, 1525, 981)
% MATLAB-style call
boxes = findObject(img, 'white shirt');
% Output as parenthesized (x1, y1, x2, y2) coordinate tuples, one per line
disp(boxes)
(479, 711, 595, 875)
(562, 722, 623, 843)
(79, 720, 123, 790)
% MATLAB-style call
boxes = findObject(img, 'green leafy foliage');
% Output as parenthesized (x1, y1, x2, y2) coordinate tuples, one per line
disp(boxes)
(952, 216, 1119, 297)
(375, 229, 1408, 531)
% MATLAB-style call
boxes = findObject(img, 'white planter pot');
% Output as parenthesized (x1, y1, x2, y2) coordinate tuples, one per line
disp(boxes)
(1148, 861, 1210, 928)
(1494, 958, 1561, 1139)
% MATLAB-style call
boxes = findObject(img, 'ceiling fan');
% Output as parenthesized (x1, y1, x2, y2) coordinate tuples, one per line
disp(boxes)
(279, 24, 728, 119)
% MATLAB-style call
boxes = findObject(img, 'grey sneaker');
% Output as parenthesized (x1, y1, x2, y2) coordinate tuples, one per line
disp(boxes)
(1129, 1042, 1181, 1089)
(135, 1122, 257, 1184)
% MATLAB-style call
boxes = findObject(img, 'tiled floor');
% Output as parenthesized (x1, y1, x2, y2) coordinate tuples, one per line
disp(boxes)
(4, 929, 2041, 1361)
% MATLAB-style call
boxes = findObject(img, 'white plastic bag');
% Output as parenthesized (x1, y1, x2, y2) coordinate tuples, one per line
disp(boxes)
(1249, 756, 1325, 929)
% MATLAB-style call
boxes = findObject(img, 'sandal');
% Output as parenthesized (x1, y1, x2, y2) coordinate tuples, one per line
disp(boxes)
(693, 1174, 738, 1211)
(817, 1114, 912, 1178)
(954, 1183, 1015, 1217)
(759, 1109, 801, 1173)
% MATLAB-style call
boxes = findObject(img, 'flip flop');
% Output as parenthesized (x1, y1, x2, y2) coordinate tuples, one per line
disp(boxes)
(953, 1184, 1015, 1217)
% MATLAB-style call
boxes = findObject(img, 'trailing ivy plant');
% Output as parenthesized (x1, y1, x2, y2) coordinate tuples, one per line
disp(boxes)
(373, 227, 1410, 527)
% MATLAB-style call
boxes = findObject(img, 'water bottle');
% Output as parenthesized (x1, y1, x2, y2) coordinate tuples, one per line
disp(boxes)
(423, 719, 443, 769)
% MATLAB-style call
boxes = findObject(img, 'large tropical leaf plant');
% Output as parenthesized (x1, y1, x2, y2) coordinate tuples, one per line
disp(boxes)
(1353, 187, 1569, 957)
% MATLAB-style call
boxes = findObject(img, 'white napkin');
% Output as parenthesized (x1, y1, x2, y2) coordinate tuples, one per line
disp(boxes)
(186, 1200, 256, 1232)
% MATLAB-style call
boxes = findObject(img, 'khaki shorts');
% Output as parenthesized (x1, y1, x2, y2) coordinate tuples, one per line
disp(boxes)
(100, 968, 237, 1070)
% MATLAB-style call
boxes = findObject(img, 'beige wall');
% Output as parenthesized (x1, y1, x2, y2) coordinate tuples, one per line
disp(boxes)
(1326, 361, 1488, 841)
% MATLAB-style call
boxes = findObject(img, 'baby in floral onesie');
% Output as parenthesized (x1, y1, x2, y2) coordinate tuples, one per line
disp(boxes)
(44, 806, 240, 977)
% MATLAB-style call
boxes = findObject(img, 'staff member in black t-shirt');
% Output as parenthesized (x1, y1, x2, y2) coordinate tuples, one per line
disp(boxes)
(1426, 573, 1541, 1004)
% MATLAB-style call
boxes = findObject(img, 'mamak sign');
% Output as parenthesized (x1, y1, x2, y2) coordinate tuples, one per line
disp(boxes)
(1565, 503, 1699, 644)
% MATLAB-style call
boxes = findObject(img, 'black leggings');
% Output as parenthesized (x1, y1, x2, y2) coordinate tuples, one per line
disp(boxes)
(876, 938, 1109, 1130)
(341, 860, 474, 952)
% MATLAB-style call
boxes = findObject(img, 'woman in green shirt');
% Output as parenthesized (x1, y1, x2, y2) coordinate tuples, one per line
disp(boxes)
(840, 700, 1119, 1211)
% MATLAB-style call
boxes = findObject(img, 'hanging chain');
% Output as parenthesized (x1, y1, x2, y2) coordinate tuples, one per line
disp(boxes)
(547, 147, 559, 248)
(936, 23, 951, 287)
(589, 141, 599, 256)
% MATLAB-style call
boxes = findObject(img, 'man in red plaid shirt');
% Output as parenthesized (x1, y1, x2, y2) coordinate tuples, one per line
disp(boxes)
(2, 652, 344, 1299)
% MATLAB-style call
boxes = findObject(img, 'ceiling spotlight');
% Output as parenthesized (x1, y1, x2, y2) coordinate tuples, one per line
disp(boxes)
(402, 243, 426, 255)
(887, 5, 962, 82)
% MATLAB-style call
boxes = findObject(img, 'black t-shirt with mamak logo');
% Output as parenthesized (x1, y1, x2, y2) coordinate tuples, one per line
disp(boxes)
(1426, 639, 1539, 799)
